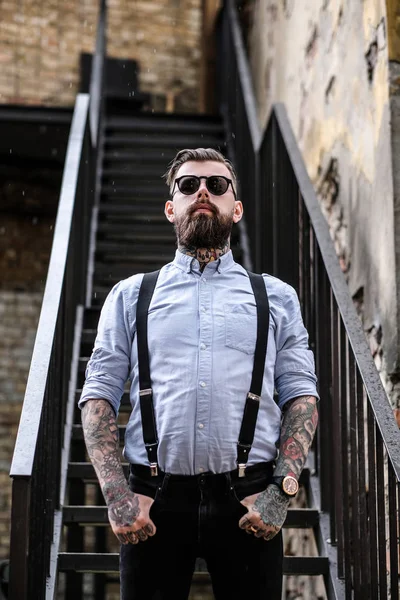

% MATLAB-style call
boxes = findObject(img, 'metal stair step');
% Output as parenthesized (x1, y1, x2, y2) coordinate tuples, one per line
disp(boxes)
(106, 114, 223, 134)
(97, 222, 173, 238)
(96, 241, 174, 256)
(104, 134, 226, 150)
(104, 150, 178, 164)
(102, 166, 169, 179)
(101, 184, 168, 197)
(62, 505, 319, 529)
(58, 552, 328, 576)
(98, 203, 166, 217)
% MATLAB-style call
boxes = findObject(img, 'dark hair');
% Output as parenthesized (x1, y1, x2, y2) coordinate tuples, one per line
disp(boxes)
(164, 148, 238, 197)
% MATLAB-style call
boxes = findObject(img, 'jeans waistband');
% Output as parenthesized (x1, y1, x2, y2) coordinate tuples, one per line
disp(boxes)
(130, 461, 274, 484)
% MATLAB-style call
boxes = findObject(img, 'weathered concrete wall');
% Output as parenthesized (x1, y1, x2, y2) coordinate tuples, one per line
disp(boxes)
(247, 0, 399, 403)
(0, 0, 202, 112)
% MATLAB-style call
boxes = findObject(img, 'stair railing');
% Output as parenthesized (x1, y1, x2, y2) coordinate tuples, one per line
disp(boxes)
(218, 2, 400, 599)
(8, 2, 107, 598)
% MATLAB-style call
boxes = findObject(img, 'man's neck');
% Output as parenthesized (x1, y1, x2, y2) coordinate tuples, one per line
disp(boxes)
(179, 243, 230, 272)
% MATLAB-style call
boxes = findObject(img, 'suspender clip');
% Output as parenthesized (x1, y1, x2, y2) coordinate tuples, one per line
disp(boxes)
(150, 463, 158, 477)
(238, 463, 247, 478)
(247, 392, 261, 402)
(140, 388, 153, 397)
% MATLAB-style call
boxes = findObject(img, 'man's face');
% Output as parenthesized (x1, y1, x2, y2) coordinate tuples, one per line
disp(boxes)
(164, 160, 243, 248)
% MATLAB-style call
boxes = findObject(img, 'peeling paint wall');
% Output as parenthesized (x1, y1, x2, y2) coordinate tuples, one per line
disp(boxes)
(247, 0, 398, 400)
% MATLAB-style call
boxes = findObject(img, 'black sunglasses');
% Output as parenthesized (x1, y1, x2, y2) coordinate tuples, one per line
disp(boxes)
(172, 175, 237, 199)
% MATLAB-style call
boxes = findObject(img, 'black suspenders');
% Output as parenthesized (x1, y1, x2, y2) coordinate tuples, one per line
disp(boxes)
(236, 272, 270, 476)
(136, 270, 270, 477)
(136, 270, 161, 476)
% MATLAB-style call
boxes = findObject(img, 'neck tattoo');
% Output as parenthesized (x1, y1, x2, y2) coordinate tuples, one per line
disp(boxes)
(179, 244, 230, 271)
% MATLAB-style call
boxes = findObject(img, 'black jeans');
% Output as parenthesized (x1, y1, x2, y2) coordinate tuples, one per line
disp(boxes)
(120, 462, 283, 600)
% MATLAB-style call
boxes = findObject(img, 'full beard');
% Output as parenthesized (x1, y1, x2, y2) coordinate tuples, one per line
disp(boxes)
(174, 205, 234, 249)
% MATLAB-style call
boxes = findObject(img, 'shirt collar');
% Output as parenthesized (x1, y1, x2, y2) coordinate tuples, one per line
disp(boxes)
(172, 249, 234, 275)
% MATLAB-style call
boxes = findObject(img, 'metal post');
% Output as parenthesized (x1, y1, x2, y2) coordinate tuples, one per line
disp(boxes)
(9, 478, 31, 599)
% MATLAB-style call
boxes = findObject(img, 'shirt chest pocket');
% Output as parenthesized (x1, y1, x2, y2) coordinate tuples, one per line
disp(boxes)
(224, 304, 258, 355)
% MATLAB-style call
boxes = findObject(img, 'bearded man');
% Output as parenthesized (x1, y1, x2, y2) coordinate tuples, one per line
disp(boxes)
(79, 148, 319, 600)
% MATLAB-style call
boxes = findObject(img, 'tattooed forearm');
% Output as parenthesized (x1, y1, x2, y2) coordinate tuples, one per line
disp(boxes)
(81, 399, 157, 545)
(81, 399, 129, 505)
(274, 395, 318, 478)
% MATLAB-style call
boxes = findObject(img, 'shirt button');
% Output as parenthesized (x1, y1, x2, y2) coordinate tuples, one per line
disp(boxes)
(199, 467, 205, 473)
(202, 278, 207, 283)
(201, 306, 207, 313)
(198, 423, 204, 429)
(200, 343, 206, 350)
(199, 381, 206, 388)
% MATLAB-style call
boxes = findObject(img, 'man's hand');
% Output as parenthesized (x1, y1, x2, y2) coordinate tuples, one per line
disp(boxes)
(238, 485, 289, 541)
(107, 487, 156, 545)
(81, 399, 157, 545)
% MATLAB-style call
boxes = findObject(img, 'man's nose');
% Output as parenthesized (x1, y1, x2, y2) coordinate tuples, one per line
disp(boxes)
(196, 182, 209, 201)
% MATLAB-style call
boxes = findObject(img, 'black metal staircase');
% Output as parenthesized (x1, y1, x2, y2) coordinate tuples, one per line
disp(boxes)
(8, 1, 400, 599)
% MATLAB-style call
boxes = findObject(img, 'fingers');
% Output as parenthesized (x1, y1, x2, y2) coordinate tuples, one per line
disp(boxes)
(114, 519, 157, 545)
(238, 514, 279, 541)
(117, 531, 138, 545)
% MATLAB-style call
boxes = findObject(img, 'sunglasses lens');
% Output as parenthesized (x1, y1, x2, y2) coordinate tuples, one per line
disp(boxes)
(178, 176, 199, 195)
(207, 176, 229, 195)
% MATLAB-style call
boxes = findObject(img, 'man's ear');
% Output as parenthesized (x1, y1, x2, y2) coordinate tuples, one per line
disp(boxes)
(233, 200, 243, 223)
(165, 200, 175, 222)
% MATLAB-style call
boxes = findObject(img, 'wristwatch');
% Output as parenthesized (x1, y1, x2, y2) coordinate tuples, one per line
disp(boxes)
(270, 475, 299, 497)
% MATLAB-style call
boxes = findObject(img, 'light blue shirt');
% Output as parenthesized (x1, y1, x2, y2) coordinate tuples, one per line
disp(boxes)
(79, 250, 318, 475)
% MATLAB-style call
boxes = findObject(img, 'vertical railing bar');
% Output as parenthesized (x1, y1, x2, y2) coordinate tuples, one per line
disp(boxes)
(9, 478, 31, 599)
(329, 289, 337, 544)
(313, 236, 320, 478)
(341, 331, 352, 598)
(388, 467, 399, 600)
(355, 370, 369, 599)
(348, 351, 360, 596)
(334, 306, 344, 578)
(367, 402, 379, 598)
(331, 296, 341, 555)
(375, 431, 388, 599)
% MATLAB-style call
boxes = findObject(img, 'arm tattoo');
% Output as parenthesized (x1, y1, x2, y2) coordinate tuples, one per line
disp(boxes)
(275, 395, 318, 478)
(81, 399, 130, 506)
(254, 485, 290, 532)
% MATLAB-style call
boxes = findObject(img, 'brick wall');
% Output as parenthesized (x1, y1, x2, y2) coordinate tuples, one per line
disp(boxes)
(0, 0, 202, 112)
(0, 292, 43, 559)
(0, 157, 58, 558)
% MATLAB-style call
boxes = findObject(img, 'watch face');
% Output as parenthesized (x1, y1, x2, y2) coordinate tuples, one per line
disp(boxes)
(282, 476, 299, 496)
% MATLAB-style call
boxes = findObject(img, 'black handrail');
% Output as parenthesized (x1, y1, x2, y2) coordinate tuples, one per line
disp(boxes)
(8, 2, 107, 597)
(218, 1, 400, 599)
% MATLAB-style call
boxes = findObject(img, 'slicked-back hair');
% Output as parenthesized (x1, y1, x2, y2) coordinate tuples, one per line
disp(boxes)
(164, 148, 238, 198)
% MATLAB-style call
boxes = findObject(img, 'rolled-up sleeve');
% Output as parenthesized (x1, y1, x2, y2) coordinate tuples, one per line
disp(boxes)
(274, 283, 319, 409)
(78, 282, 132, 415)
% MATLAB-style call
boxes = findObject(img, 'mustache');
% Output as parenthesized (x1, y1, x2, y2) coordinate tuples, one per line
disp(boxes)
(187, 202, 219, 217)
